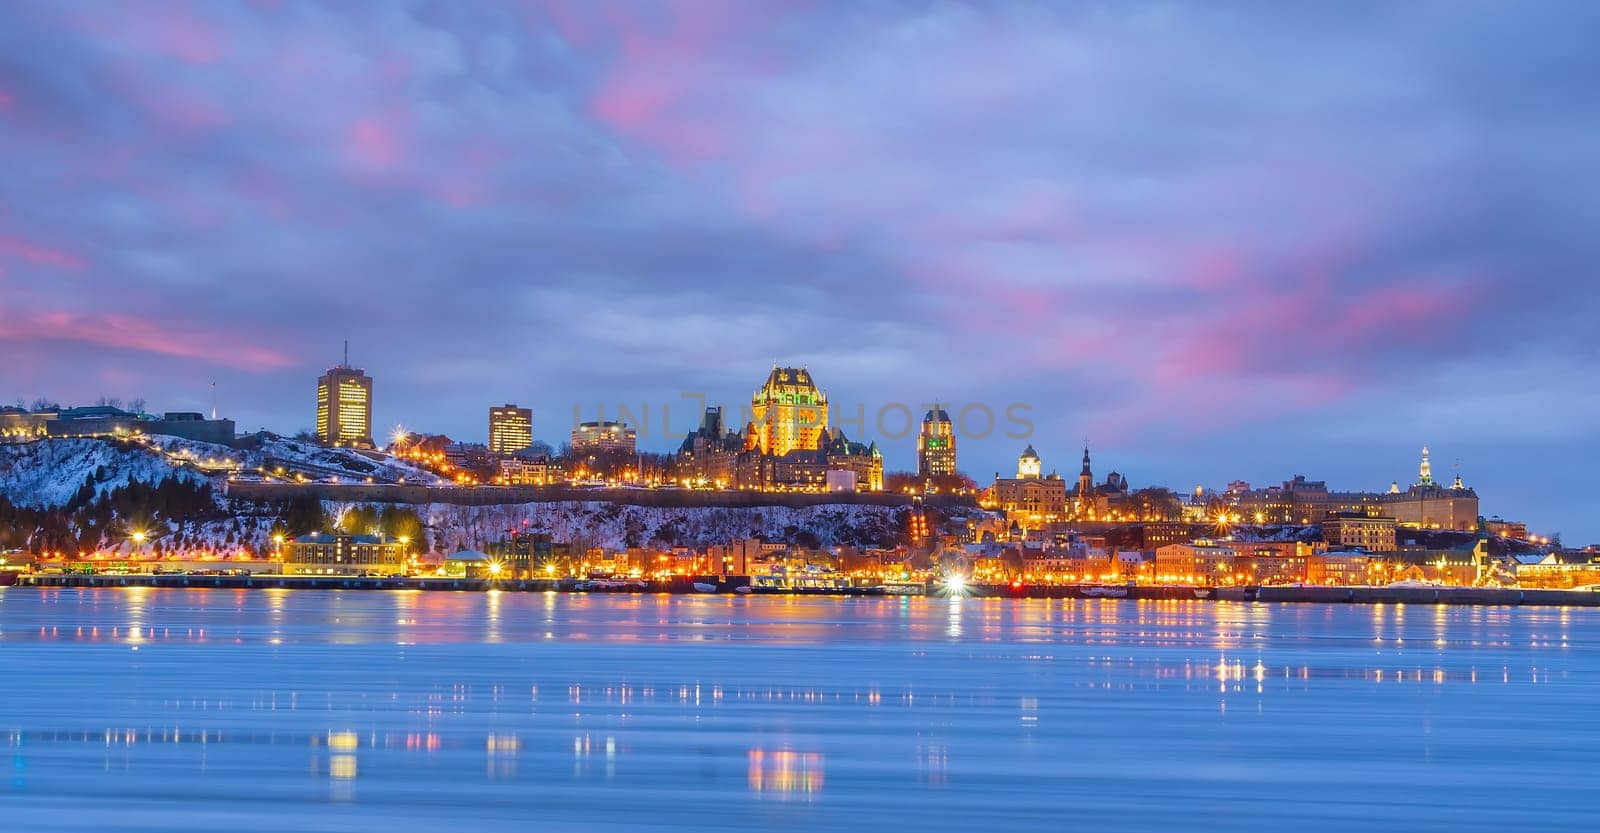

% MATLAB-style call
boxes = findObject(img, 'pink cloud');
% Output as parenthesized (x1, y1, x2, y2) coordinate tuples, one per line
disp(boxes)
(345, 117, 404, 174)
(0, 235, 87, 270)
(0, 309, 293, 371)
(153, 5, 226, 66)
(0, 86, 12, 111)
(580, 1, 789, 163)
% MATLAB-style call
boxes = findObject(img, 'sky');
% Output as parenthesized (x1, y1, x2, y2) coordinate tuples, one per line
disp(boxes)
(1, 1, 1597, 540)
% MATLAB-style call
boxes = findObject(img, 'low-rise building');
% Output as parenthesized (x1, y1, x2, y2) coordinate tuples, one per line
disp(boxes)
(1155, 542, 1238, 584)
(283, 533, 405, 576)
(1323, 513, 1398, 552)
(1308, 551, 1375, 585)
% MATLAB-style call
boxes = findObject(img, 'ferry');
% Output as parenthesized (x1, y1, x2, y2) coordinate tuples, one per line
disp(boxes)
(874, 581, 928, 596)
(749, 566, 853, 593)
(1081, 585, 1129, 599)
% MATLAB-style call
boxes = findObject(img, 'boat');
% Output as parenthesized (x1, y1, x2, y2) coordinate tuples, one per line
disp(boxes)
(692, 581, 718, 593)
(0, 571, 19, 588)
(875, 581, 928, 596)
(1082, 586, 1128, 599)
(734, 585, 753, 594)
(1192, 588, 1214, 599)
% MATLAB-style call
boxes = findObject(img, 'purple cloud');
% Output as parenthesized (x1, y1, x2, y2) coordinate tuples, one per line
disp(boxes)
(1, 0, 1597, 538)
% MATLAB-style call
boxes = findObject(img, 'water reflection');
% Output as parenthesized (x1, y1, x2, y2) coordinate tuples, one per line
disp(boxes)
(0, 589, 1595, 832)
(748, 749, 823, 798)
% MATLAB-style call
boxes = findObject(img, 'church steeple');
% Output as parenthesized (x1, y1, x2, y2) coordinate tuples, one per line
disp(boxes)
(1076, 444, 1095, 511)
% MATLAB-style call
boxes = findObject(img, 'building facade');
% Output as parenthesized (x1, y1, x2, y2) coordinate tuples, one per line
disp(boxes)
(986, 446, 1068, 524)
(4, 406, 235, 445)
(1323, 513, 1398, 552)
(316, 358, 373, 448)
(570, 420, 637, 454)
(747, 366, 828, 457)
(1378, 447, 1479, 531)
(917, 407, 957, 477)
(488, 404, 533, 455)
(283, 533, 404, 576)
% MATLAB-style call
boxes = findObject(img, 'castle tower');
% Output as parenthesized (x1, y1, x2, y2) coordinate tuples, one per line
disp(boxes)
(748, 366, 828, 457)
(1418, 445, 1434, 486)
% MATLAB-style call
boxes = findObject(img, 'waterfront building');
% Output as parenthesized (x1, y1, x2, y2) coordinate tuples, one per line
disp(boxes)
(570, 420, 637, 454)
(1514, 551, 1600, 589)
(282, 533, 404, 576)
(488, 404, 533, 455)
(747, 366, 829, 457)
(1154, 542, 1238, 584)
(1323, 513, 1398, 552)
(315, 347, 373, 448)
(917, 407, 957, 477)
(1230, 542, 1318, 584)
(1308, 551, 1375, 585)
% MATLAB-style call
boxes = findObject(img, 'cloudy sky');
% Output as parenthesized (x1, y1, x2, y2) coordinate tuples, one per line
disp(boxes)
(2, 1, 1596, 539)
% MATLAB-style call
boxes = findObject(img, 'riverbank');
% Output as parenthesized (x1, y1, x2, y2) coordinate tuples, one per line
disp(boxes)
(10, 573, 1600, 606)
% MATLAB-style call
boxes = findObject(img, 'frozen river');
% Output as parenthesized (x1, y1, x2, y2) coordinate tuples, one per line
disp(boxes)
(2, 588, 1595, 831)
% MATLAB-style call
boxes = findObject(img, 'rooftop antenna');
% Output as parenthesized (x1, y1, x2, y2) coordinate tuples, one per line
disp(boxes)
(343, 339, 350, 368)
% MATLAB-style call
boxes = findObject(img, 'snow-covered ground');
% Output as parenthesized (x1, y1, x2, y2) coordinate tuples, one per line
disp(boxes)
(0, 434, 444, 511)
(1, 436, 902, 556)
(396, 501, 902, 553)
(0, 438, 210, 509)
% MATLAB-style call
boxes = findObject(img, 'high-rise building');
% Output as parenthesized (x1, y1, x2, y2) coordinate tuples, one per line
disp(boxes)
(747, 366, 828, 457)
(488, 404, 533, 455)
(570, 420, 637, 453)
(917, 407, 957, 477)
(316, 344, 372, 448)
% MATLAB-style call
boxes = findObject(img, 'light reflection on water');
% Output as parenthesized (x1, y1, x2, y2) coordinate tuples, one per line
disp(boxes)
(0, 588, 1596, 831)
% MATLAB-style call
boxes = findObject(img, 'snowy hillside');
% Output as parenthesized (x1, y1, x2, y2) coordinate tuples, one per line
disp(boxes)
(0, 435, 445, 511)
(398, 500, 903, 553)
(0, 438, 209, 509)
(1, 437, 902, 557)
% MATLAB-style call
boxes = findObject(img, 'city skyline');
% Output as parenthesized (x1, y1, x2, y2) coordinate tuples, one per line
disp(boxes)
(2, 2, 1597, 539)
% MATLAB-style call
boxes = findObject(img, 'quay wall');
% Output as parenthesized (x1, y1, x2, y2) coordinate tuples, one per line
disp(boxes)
(223, 481, 917, 510)
(15, 575, 1600, 606)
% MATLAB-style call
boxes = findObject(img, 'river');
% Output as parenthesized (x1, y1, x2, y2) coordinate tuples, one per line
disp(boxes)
(1, 588, 1594, 831)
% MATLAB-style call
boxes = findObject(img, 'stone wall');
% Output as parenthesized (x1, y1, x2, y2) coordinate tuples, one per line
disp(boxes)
(224, 480, 917, 510)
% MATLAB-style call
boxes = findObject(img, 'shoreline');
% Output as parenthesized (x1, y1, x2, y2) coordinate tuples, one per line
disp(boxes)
(9, 573, 1600, 607)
